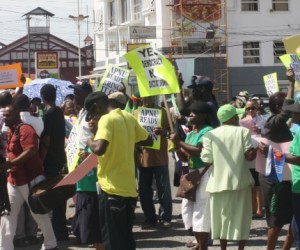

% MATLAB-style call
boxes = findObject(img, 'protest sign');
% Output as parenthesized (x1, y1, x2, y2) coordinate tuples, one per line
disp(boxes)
(137, 107, 162, 150)
(252, 136, 291, 181)
(66, 123, 80, 172)
(54, 154, 98, 188)
(280, 54, 300, 99)
(283, 34, 300, 54)
(263, 73, 279, 96)
(97, 65, 130, 94)
(123, 45, 180, 97)
(0, 63, 23, 89)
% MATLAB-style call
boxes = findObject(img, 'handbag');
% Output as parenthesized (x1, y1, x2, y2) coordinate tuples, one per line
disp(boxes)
(28, 175, 75, 214)
(176, 165, 210, 202)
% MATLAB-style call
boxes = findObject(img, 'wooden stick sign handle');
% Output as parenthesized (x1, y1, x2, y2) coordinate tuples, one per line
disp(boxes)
(162, 95, 174, 133)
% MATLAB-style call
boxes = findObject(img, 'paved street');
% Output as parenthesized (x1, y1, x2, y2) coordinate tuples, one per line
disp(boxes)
(17, 153, 294, 249)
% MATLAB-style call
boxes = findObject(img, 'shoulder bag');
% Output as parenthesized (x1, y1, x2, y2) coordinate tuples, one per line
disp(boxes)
(176, 165, 210, 202)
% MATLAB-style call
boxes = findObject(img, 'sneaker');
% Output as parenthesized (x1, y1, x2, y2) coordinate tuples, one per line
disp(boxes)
(160, 220, 171, 229)
(141, 221, 158, 230)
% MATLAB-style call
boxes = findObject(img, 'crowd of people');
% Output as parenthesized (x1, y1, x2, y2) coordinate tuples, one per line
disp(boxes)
(0, 67, 299, 250)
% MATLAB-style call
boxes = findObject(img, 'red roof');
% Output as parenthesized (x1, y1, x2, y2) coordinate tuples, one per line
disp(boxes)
(84, 35, 93, 42)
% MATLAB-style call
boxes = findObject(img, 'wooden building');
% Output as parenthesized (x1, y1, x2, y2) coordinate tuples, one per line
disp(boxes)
(0, 7, 94, 83)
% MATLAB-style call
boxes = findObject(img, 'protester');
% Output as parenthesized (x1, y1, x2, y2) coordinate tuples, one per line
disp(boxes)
(62, 99, 78, 138)
(256, 98, 270, 119)
(258, 68, 295, 250)
(240, 99, 266, 219)
(30, 97, 44, 118)
(39, 84, 68, 241)
(86, 91, 153, 250)
(284, 102, 300, 249)
(108, 91, 127, 110)
(0, 91, 13, 158)
(0, 104, 57, 250)
(125, 90, 142, 114)
(13, 94, 44, 247)
(170, 101, 213, 250)
(135, 95, 172, 229)
(72, 111, 103, 250)
(68, 82, 93, 157)
(201, 104, 256, 250)
(176, 75, 219, 128)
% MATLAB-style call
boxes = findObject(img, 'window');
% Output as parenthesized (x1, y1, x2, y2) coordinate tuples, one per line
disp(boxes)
(42, 42, 48, 50)
(241, 0, 258, 11)
(121, 0, 130, 23)
(69, 61, 74, 67)
(109, 1, 116, 26)
(60, 51, 67, 59)
(273, 41, 286, 63)
(272, 0, 288, 11)
(133, 0, 141, 21)
(17, 52, 23, 59)
(61, 61, 67, 68)
(11, 52, 17, 60)
(243, 41, 260, 64)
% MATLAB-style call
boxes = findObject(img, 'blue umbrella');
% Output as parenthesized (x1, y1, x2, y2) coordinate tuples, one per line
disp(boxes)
(23, 78, 74, 106)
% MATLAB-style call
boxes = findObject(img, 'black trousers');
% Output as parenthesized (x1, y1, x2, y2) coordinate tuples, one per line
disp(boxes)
(99, 191, 137, 250)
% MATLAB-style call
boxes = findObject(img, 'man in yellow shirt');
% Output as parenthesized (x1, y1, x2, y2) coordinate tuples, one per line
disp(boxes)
(87, 91, 152, 250)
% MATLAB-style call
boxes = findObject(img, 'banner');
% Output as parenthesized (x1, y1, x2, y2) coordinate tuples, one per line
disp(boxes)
(137, 107, 162, 150)
(123, 45, 180, 97)
(96, 65, 129, 94)
(0, 63, 23, 89)
(66, 123, 80, 172)
(263, 73, 279, 96)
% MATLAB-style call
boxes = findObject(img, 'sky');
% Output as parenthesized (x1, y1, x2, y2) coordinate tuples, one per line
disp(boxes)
(0, 0, 94, 47)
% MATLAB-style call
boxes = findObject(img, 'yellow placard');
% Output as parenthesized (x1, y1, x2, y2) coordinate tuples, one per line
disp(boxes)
(123, 45, 180, 97)
(0, 63, 23, 89)
(137, 107, 162, 150)
(96, 64, 129, 94)
(263, 73, 279, 96)
(283, 34, 300, 54)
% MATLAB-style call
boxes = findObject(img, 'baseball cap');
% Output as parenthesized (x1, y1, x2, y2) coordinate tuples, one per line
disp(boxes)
(217, 104, 237, 123)
(69, 82, 93, 93)
(84, 92, 108, 111)
(108, 91, 127, 105)
(84, 92, 109, 122)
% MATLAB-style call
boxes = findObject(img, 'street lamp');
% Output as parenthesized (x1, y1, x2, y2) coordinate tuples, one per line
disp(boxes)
(69, 13, 89, 78)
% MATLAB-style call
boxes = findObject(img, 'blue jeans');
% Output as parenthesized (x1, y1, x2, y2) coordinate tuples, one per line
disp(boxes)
(292, 193, 300, 248)
(138, 165, 172, 223)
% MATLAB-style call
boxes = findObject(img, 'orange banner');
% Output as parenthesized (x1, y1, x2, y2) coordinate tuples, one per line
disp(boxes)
(0, 63, 23, 89)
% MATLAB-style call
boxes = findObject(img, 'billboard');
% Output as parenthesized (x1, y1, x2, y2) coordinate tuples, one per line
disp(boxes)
(35, 52, 59, 78)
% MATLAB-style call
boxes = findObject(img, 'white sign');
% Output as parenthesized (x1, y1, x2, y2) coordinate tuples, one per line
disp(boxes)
(129, 26, 156, 39)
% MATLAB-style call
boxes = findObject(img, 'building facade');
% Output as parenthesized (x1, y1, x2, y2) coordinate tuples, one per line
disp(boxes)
(0, 7, 94, 83)
(93, 0, 300, 99)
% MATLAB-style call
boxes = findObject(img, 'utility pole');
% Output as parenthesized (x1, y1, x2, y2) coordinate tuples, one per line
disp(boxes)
(69, 0, 88, 78)
(27, 15, 31, 78)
